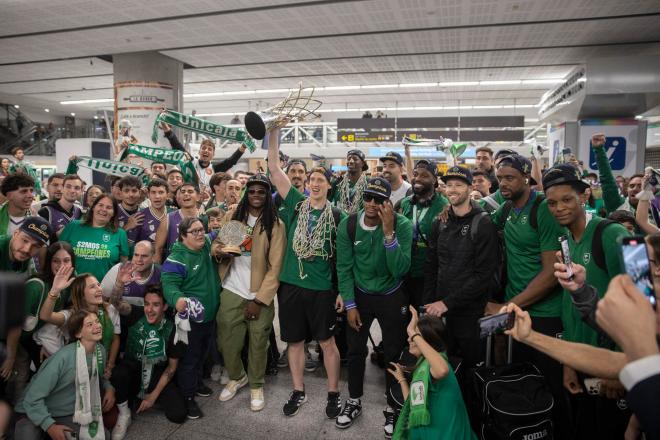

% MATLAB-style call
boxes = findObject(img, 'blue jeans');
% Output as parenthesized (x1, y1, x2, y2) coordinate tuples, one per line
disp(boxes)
(177, 320, 214, 398)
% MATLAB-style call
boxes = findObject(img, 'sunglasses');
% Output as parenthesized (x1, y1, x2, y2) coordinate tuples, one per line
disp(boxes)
(248, 188, 267, 195)
(363, 194, 386, 204)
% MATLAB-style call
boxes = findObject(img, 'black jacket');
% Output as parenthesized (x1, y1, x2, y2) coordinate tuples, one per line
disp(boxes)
(164, 130, 244, 173)
(423, 202, 500, 316)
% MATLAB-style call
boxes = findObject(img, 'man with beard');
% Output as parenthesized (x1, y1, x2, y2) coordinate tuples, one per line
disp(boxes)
(335, 177, 412, 436)
(488, 154, 568, 435)
(379, 151, 411, 206)
(423, 166, 499, 372)
(37, 174, 83, 237)
(31, 173, 64, 215)
(396, 160, 448, 308)
(332, 150, 369, 214)
(477, 149, 516, 213)
(0, 173, 35, 236)
(154, 183, 201, 264)
(222, 179, 242, 211)
(543, 164, 631, 438)
(136, 179, 168, 244)
(160, 122, 247, 190)
(266, 128, 345, 420)
(274, 159, 308, 209)
(116, 176, 144, 251)
(475, 146, 498, 192)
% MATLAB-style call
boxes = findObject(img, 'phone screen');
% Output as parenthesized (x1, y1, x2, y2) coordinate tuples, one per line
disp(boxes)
(621, 237, 657, 308)
(478, 312, 514, 338)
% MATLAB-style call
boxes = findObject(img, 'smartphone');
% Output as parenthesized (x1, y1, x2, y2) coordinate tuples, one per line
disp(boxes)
(558, 235, 574, 281)
(619, 236, 657, 308)
(478, 312, 515, 338)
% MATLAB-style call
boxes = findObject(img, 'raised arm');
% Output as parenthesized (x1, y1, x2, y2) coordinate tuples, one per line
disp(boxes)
(266, 129, 291, 199)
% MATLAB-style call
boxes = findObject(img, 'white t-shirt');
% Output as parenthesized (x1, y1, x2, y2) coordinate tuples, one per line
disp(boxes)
(223, 215, 257, 300)
(390, 180, 412, 206)
(33, 309, 71, 356)
(8, 214, 27, 235)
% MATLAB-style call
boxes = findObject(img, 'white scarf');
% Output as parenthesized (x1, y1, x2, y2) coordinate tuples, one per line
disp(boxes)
(73, 341, 105, 440)
(174, 313, 191, 345)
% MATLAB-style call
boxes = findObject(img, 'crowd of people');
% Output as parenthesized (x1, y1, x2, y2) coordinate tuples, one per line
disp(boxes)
(0, 127, 658, 440)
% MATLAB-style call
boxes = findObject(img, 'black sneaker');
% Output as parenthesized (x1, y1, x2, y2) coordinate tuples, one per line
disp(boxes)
(282, 390, 307, 417)
(196, 383, 213, 397)
(335, 398, 361, 429)
(185, 397, 203, 419)
(383, 407, 396, 439)
(325, 392, 342, 419)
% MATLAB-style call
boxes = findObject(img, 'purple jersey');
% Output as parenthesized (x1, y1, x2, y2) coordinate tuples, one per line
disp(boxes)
(40, 202, 82, 234)
(123, 264, 162, 302)
(136, 207, 166, 243)
(165, 210, 183, 257)
(117, 205, 140, 246)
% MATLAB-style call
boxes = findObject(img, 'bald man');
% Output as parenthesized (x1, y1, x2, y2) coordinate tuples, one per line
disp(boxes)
(101, 240, 162, 312)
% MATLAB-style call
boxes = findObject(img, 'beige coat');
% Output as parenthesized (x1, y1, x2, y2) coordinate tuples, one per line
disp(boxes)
(212, 209, 285, 305)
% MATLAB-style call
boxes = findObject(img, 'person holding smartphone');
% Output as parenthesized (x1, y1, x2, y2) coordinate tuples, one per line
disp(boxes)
(335, 177, 412, 437)
(544, 164, 631, 438)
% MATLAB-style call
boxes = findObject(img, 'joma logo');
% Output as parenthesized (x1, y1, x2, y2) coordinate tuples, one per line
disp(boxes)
(522, 430, 548, 440)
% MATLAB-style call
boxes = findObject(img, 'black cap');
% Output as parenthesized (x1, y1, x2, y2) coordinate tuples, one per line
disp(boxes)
(494, 148, 516, 161)
(379, 151, 404, 166)
(414, 159, 438, 177)
(441, 166, 473, 185)
(496, 154, 538, 185)
(347, 149, 368, 171)
(246, 173, 272, 190)
(19, 216, 52, 246)
(542, 164, 590, 192)
(363, 177, 391, 200)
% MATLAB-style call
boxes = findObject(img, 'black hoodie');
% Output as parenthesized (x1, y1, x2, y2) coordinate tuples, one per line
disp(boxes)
(423, 201, 500, 316)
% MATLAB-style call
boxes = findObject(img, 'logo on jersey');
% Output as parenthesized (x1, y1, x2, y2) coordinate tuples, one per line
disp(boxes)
(460, 225, 470, 236)
(583, 252, 591, 265)
(520, 215, 528, 225)
(102, 234, 110, 242)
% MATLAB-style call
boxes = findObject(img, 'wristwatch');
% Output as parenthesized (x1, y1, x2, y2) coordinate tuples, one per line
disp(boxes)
(384, 231, 396, 242)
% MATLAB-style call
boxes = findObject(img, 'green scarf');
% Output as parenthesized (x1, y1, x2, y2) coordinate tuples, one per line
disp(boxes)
(67, 156, 150, 186)
(393, 357, 432, 440)
(119, 143, 198, 186)
(125, 317, 173, 397)
(97, 307, 114, 354)
(152, 109, 256, 152)
(9, 160, 42, 195)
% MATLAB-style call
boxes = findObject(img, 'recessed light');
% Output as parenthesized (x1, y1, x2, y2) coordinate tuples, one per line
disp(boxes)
(93, 115, 99, 120)
(44, 108, 50, 112)
(13, 104, 19, 109)
(70, 113, 76, 116)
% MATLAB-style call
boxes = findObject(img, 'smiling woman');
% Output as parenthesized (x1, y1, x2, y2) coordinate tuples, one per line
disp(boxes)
(59, 194, 129, 282)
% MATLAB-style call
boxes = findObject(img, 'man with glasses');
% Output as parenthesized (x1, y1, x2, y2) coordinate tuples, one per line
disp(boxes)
(162, 217, 220, 420)
(335, 177, 412, 436)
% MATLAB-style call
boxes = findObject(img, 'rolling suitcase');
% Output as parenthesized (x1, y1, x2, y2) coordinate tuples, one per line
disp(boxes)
(469, 335, 555, 440)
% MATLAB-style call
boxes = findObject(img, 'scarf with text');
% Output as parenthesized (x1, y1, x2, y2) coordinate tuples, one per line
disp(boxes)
(67, 156, 150, 186)
(120, 143, 198, 185)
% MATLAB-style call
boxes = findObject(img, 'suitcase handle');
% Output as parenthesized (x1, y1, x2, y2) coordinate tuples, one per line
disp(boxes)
(485, 334, 513, 367)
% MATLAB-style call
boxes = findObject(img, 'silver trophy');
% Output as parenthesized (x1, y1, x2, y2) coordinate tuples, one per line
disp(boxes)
(402, 135, 454, 152)
(218, 220, 248, 256)
(244, 83, 322, 140)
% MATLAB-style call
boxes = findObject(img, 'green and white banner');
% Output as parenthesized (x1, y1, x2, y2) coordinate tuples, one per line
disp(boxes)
(120, 143, 198, 185)
(152, 109, 256, 152)
(67, 156, 150, 186)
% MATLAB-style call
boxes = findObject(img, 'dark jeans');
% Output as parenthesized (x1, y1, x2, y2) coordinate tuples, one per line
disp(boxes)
(347, 287, 408, 407)
(111, 358, 186, 423)
(177, 320, 214, 398)
(445, 314, 484, 370)
(512, 315, 570, 439)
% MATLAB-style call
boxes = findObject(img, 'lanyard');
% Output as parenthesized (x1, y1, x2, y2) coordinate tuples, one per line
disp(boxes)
(413, 205, 429, 225)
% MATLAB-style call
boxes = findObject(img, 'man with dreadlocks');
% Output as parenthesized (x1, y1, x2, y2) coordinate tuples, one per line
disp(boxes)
(332, 149, 369, 214)
(212, 174, 286, 412)
(266, 128, 346, 419)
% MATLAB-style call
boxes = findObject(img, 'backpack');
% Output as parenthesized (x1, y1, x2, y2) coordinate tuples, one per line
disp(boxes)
(591, 219, 616, 271)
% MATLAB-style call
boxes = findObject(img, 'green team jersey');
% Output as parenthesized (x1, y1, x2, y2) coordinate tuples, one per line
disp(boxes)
(278, 189, 345, 291)
(161, 235, 221, 322)
(336, 211, 412, 307)
(492, 192, 563, 317)
(398, 194, 448, 278)
(478, 189, 505, 213)
(0, 234, 32, 273)
(561, 217, 629, 346)
(59, 220, 129, 282)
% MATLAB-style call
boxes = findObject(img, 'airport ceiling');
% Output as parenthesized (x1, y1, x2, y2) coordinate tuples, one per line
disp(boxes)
(1, 0, 660, 118)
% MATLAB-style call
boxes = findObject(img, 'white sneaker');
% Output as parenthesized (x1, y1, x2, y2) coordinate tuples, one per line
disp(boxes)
(210, 364, 223, 382)
(250, 387, 265, 411)
(112, 410, 131, 440)
(218, 375, 248, 401)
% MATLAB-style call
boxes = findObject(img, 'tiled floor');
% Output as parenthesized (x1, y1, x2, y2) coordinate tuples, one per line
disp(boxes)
(124, 322, 389, 440)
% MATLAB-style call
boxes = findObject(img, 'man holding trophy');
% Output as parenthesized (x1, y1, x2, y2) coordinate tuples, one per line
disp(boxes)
(212, 174, 286, 412)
